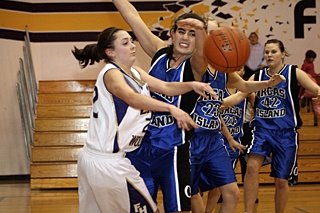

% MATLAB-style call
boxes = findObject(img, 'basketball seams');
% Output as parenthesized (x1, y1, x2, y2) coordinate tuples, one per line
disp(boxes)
(205, 31, 228, 71)
(229, 27, 239, 70)
(211, 30, 228, 71)
(226, 27, 239, 71)
(204, 26, 250, 73)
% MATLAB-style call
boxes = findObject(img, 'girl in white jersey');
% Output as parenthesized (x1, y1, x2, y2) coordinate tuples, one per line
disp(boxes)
(112, 1, 209, 212)
(72, 27, 215, 213)
(243, 39, 320, 213)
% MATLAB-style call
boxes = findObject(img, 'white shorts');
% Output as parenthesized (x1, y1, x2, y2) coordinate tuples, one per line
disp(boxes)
(77, 147, 157, 213)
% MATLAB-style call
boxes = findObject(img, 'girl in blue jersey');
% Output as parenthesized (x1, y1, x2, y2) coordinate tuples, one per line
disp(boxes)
(72, 27, 215, 213)
(112, 1, 210, 212)
(190, 66, 283, 213)
(198, 67, 256, 213)
(220, 68, 248, 167)
(190, 19, 285, 213)
(243, 39, 320, 213)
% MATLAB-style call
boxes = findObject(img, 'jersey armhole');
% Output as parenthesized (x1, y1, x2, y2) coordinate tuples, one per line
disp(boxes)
(290, 65, 303, 128)
(151, 47, 168, 65)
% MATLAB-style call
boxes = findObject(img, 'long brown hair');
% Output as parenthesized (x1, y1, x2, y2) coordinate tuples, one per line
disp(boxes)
(72, 27, 123, 68)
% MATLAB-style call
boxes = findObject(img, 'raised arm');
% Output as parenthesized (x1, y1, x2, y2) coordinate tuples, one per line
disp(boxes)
(112, 0, 167, 58)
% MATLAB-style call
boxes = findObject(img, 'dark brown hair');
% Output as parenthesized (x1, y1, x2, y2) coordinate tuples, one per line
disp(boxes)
(265, 39, 290, 57)
(305, 50, 317, 59)
(72, 27, 123, 68)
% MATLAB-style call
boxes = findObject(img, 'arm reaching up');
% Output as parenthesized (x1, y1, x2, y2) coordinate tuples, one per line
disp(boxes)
(112, 0, 166, 58)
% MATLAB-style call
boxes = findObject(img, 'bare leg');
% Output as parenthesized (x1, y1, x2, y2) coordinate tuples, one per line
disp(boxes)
(243, 154, 264, 213)
(274, 178, 289, 213)
(191, 193, 204, 213)
(204, 188, 221, 213)
(157, 204, 164, 213)
(218, 182, 239, 213)
(314, 110, 318, 126)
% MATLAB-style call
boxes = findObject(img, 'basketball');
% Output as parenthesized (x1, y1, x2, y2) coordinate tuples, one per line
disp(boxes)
(204, 26, 250, 73)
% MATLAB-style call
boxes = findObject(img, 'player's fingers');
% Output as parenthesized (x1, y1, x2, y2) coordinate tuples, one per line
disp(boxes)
(187, 118, 198, 130)
(176, 121, 182, 129)
(280, 75, 286, 82)
(239, 145, 246, 154)
(181, 122, 190, 131)
(202, 82, 216, 99)
(176, 19, 204, 30)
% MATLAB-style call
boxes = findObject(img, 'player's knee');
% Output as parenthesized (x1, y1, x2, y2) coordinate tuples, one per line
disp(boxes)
(275, 178, 288, 189)
(224, 191, 239, 203)
(246, 163, 260, 175)
(222, 184, 240, 203)
(232, 188, 240, 202)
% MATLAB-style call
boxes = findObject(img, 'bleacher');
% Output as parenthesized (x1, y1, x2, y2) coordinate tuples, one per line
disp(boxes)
(23, 79, 320, 188)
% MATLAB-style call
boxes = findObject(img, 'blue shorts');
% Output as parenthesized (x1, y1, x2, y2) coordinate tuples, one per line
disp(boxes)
(126, 141, 191, 212)
(190, 133, 237, 195)
(247, 127, 298, 179)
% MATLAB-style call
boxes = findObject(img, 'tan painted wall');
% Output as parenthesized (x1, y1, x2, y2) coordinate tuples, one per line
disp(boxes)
(0, 0, 319, 175)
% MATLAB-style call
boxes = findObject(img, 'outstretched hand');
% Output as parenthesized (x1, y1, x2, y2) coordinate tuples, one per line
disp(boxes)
(168, 105, 198, 131)
(176, 18, 205, 30)
(268, 74, 286, 87)
(191, 82, 217, 100)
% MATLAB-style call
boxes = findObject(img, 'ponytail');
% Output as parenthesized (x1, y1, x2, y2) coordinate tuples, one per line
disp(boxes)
(72, 27, 123, 68)
(72, 44, 101, 68)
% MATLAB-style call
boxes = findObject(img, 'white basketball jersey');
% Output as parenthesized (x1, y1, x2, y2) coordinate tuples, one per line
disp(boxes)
(85, 63, 151, 153)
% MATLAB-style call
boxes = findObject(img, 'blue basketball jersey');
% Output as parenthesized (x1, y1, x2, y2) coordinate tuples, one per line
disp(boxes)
(191, 70, 237, 194)
(144, 48, 197, 149)
(220, 89, 246, 142)
(191, 69, 227, 134)
(250, 64, 302, 129)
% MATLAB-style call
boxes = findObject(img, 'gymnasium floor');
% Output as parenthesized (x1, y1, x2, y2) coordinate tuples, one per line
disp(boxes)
(0, 180, 319, 213)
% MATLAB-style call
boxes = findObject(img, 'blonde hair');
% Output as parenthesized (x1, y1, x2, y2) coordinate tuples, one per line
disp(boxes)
(203, 16, 220, 27)
(204, 16, 220, 33)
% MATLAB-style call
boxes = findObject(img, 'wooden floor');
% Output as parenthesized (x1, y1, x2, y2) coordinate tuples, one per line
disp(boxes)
(1, 180, 320, 213)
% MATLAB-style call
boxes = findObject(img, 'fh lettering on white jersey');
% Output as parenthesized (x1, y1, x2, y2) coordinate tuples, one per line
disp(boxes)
(134, 203, 148, 213)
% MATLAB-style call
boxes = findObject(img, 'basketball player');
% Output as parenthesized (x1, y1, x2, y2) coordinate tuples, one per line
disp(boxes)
(221, 68, 255, 170)
(244, 39, 320, 213)
(190, 19, 285, 213)
(112, 0, 209, 212)
(72, 27, 216, 213)
(190, 66, 283, 213)
(197, 67, 255, 213)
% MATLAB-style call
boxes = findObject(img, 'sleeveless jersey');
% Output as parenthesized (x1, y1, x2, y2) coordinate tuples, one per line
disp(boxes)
(85, 63, 151, 153)
(220, 89, 246, 141)
(250, 64, 302, 129)
(144, 48, 198, 149)
(191, 69, 227, 134)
